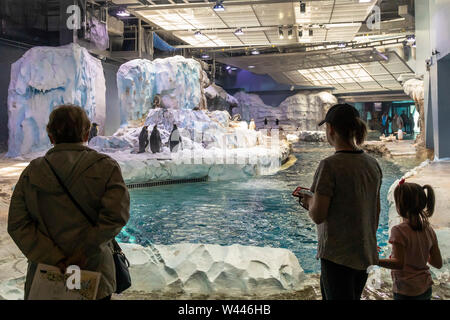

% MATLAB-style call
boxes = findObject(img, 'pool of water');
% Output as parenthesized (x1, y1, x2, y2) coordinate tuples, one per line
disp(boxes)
(117, 142, 421, 273)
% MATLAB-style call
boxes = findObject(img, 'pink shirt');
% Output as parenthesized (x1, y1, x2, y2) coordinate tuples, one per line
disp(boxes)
(389, 222, 437, 296)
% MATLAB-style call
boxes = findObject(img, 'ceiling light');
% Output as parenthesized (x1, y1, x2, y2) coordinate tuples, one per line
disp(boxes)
(116, 8, 130, 17)
(309, 29, 313, 36)
(194, 30, 202, 37)
(201, 54, 210, 59)
(234, 28, 244, 36)
(225, 66, 231, 70)
(231, 67, 238, 71)
(288, 28, 293, 40)
(338, 42, 346, 48)
(248, 65, 255, 69)
(251, 49, 260, 55)
(300, 1, 306, 13)
(213, 1, 225, 12)
(279, 27, 284, 39)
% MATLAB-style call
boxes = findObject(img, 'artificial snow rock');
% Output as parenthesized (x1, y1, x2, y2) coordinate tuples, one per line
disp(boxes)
(7, 43, 106, 157)
(121, 243, 306, 296)
(233, 91, 337, 132)
(117, 56, 203, 125)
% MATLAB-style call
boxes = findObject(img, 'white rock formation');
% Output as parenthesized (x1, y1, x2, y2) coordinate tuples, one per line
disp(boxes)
(205, 83, 239, 112)
(403, 78, 424, 103)
(117, 56, 203, 125)
(121, 243, 306, 296)
(7, 43, 106, 157)
(233, 91, 337, 132)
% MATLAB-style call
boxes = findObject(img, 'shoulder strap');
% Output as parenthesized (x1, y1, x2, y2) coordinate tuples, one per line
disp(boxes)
(44, 156, 124, 253)
(44, 157, 96, 227)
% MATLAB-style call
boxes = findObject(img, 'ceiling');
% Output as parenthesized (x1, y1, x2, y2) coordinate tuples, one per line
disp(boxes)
(270, 51, 414, 93)
(114, 0, 378, 47)
(107, 0, 415, 96)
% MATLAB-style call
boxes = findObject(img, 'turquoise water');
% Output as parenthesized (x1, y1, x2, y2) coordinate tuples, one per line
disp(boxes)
(117, 142, 419, 273)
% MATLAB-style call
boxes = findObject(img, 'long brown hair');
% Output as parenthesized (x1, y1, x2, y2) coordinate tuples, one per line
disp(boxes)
(394, 182, 435, 231)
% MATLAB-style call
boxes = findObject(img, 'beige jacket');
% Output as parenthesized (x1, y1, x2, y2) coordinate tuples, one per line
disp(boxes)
(8, 143, 130, 299)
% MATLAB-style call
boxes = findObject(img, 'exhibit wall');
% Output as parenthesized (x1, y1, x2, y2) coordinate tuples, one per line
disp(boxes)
(0, 43, 28, 152)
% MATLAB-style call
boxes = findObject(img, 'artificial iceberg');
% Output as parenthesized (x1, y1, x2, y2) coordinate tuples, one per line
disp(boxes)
(7, 43, 106, 157)
(233, 90, 337, 131)
(117, 56, 204, 126)
(90, 56, 291, 184)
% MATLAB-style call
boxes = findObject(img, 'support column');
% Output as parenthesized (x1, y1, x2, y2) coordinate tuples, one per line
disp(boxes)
(429, 54, 450, 159)
(424, 73, 434, 150)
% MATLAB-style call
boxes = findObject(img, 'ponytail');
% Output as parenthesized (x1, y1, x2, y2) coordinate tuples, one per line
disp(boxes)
(394, 182, 435, 231)
(423, 184, 435, 218)
(354, 118, 368, 146)
(331, 117, 368, 147)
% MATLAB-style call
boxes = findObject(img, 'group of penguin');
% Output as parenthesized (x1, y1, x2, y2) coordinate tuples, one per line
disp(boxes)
(138, 124, 182, 154)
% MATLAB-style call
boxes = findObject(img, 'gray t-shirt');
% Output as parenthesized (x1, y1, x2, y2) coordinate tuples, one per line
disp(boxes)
(310, 150, 382, 270)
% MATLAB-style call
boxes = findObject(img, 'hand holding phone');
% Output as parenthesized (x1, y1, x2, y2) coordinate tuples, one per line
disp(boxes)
(292, 186, 313, 198)
(292, 186, 313, 210)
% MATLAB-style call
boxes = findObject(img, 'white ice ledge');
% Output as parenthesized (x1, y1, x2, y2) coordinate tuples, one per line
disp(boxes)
(121, 243, 306, 296)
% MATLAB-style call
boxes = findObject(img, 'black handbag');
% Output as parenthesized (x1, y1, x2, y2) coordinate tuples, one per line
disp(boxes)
(44, 157, 132, 294)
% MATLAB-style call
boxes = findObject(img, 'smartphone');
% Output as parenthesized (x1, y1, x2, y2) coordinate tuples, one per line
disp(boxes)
(292, 186, 313, 198)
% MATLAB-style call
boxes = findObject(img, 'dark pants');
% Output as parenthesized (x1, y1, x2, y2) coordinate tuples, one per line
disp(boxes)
(393, 287, 432, 300)
(320, 259, 368, 300)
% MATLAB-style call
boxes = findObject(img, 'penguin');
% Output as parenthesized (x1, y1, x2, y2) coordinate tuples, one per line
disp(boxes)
(169, 124, 182, 152)
(149, 125, 162, 153)
(152, 95, 161, 109)
(138, 125, 149, 153)
(88, 123, 99, 143)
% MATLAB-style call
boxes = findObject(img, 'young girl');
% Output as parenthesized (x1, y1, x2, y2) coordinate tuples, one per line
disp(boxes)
(378, 179, 443, 300)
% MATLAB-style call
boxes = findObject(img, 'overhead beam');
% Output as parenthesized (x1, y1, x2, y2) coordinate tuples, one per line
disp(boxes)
(129, 0, 310, 11)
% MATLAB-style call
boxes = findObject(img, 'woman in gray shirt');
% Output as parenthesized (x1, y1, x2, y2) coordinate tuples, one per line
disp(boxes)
(300, 104, 382, 300)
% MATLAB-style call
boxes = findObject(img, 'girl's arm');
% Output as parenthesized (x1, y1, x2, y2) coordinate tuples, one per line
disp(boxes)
(429, 238, 443, 269)
(378, 242, 405, 270)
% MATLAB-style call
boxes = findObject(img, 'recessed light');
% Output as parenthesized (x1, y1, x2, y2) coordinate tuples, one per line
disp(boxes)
(213, 1, 225, 12)
(234, 28, 244, 36)
(279, 27, 284, 39)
